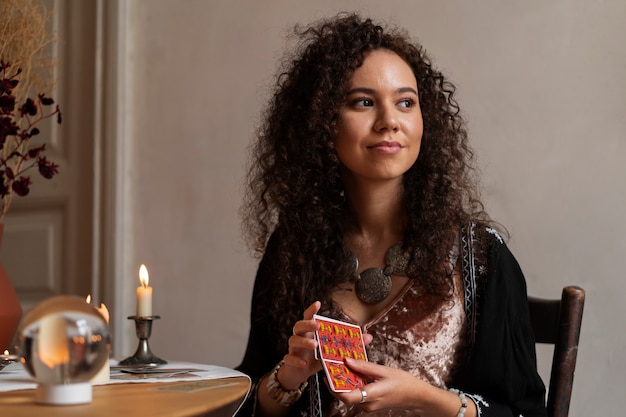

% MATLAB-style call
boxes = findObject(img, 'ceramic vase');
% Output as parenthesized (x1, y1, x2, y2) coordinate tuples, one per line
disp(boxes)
(0, 223, 23, 350)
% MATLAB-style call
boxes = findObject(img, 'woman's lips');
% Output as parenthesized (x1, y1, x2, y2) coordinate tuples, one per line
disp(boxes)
(368, 141, 403, 153)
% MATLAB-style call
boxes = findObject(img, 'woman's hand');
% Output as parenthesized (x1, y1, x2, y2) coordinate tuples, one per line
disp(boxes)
(331, 358, 476, 417)
(277, 301, 323, 389)
(279, 304, 375, 390)
(331, 358, 425, 412)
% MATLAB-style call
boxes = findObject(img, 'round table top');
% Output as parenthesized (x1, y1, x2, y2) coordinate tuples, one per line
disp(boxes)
(0, 376, 250, 417)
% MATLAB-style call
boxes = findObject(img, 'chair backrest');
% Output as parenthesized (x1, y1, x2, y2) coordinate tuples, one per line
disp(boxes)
(528, 286, 585, 417)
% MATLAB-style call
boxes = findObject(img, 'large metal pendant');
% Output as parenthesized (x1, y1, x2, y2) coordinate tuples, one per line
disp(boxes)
(355, 268, 392, 305)
(347, 242, 409, 305)
(386, 243, 409, 276)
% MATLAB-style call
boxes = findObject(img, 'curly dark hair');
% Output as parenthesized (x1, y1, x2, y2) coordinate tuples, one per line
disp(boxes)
(241, 13, 494, 347)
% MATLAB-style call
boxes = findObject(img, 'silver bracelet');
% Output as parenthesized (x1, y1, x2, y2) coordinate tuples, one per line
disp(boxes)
(448, 388, 468, 417)
(266, 360, 308, 407)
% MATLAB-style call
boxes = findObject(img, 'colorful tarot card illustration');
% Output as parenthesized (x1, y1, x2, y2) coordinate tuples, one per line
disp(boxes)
(322, 361, 367, 392)
(313, 314, 368, 392)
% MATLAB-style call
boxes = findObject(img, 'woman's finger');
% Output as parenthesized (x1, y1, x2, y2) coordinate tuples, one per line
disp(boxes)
(332, 384, 373, 407)
(303, 301, 321, 320)
(282, 353, 309, 368)
(288, 332, 318, 350)
(344, 357, 387, 379)
(293, 301, 321, 336)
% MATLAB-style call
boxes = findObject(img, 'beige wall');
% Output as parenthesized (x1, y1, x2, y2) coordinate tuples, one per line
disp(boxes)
(122, 1, 625, 415)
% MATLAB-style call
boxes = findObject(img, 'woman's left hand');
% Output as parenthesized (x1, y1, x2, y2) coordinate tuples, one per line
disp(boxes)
(331, 357, 426, 412)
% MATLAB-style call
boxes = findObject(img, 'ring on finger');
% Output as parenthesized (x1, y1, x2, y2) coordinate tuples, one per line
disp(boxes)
(359, 387, 367, 404)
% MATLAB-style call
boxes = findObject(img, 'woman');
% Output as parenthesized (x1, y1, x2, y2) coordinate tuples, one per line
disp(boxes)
(237, 13, 546, 417)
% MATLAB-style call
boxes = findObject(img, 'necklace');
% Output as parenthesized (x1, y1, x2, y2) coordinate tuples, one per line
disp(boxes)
(348, 242, 410, 305)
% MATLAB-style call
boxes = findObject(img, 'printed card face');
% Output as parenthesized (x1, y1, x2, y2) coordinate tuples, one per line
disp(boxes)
(322, 361, 366, 392)
(313, 314, 368, 392)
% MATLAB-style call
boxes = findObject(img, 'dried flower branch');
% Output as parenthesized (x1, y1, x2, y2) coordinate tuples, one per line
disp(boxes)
(0, 0, 58, 221)
(0, 62, 61, 216)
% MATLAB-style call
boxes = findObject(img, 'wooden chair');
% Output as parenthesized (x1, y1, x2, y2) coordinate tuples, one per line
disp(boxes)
(528, 286, 585, 417)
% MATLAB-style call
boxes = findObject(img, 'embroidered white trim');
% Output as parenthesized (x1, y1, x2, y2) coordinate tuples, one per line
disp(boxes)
(461, 224, 478, 348)
(309, 372, 322, 417)
(465, 393, 489, 417)
(485, 227, 504, 244)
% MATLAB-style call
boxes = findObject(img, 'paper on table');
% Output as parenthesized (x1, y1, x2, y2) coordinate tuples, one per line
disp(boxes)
(0, 360, 249, 392)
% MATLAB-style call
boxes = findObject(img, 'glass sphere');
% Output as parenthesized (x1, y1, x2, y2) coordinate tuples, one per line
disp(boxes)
(18, 295, 111, 386)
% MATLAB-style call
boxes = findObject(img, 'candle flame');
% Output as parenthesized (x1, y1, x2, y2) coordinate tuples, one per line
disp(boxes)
(86, 294, 109, 324)
(3, 350, 8, 356)
(139, 264, 149, 287)
(97, 303, 110, 324)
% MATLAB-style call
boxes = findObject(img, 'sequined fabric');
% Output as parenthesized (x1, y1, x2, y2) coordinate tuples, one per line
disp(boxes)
(323, 273, 468, 417)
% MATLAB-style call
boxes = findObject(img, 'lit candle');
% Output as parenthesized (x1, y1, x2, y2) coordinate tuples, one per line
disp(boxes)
(85, 294, 109, 323)
(85, 294, 110, 324)
(1, 349, 18, 362)
(85, 295, 111, 384)
(96, 303, 110, 324)
(136, 264, 152, 317)
(38, 314, 70, 368)
(1, 349, 18, 372)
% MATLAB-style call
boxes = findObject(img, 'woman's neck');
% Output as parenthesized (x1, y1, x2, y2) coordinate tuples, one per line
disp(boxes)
(343, 178, 406, 248)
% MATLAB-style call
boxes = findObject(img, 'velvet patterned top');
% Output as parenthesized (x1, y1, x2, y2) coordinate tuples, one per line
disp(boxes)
(236, 225, 548, 417)
(323, 272, 468, 417)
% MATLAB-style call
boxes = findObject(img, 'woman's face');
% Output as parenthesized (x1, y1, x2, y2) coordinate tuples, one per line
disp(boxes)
(334, 49, 423, 185)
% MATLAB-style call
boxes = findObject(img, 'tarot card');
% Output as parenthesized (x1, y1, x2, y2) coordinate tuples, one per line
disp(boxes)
(313, 314, 368, 392)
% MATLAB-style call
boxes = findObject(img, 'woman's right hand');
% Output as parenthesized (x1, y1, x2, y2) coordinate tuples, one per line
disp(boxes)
(277, 301, 323, 389)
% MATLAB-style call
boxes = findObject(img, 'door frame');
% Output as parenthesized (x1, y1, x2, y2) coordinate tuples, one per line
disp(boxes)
(94, 0, 134, 356)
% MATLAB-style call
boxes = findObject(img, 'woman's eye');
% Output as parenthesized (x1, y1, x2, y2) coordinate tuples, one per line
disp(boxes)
(398, 98, 415, 108)
(352, 98, 373, 107)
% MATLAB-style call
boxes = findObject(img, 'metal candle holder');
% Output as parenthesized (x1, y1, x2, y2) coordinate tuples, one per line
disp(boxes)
(119, 316, 167, 366)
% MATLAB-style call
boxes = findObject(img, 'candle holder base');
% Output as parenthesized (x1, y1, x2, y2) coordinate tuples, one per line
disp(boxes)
(119, 316, 167, 366)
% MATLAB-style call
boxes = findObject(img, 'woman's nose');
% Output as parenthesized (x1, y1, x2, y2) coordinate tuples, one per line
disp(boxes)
(373, 104, 399, 132)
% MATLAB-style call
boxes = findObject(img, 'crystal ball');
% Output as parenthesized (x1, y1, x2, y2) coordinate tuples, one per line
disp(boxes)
(18, 295, 111, 403)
